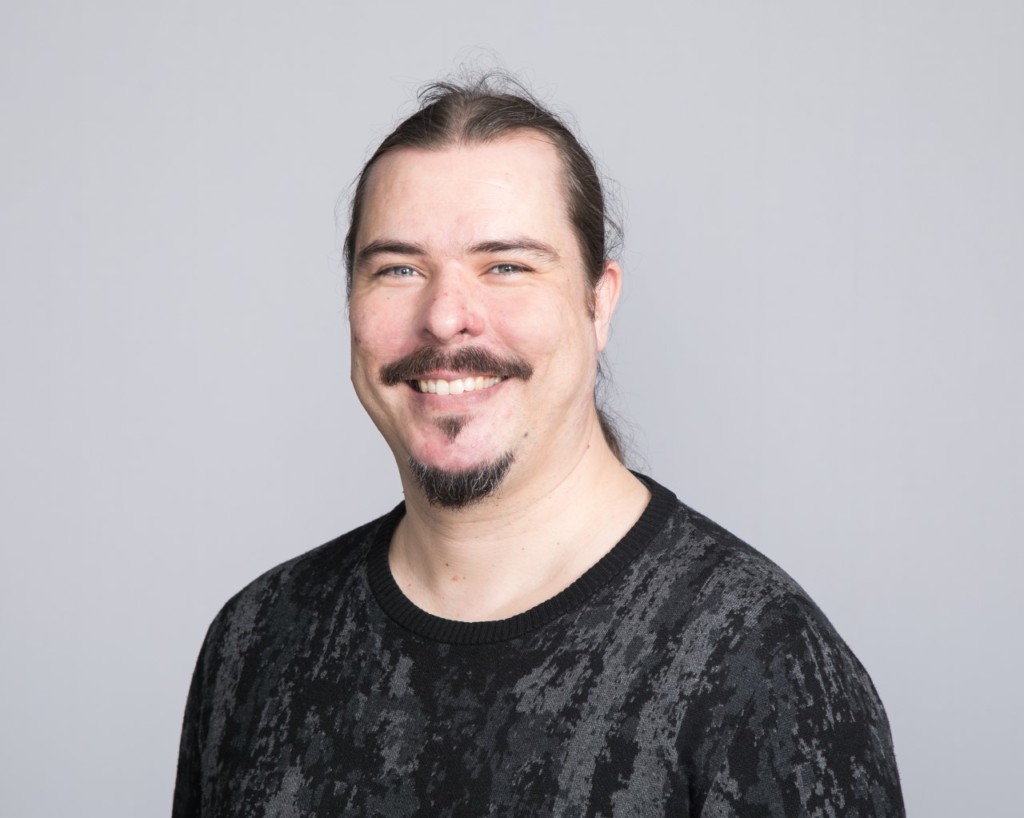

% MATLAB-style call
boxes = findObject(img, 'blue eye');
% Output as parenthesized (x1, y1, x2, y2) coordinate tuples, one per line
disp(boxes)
(491, 263, 525, 275)
(381, 265, 418, 278)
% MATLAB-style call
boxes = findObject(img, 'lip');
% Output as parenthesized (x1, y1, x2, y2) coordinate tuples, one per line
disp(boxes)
(378, 346, 534, 389)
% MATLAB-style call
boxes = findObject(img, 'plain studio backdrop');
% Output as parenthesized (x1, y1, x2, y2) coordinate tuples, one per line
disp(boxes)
(2, 2, 1021, 815)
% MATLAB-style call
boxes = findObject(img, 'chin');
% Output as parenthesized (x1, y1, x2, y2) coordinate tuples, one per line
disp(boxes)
(408, 451, 515, 509)
(404, 423, 512, 472)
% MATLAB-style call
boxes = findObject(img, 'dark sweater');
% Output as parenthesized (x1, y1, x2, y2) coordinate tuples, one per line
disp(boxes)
(173, 475, 904, 816)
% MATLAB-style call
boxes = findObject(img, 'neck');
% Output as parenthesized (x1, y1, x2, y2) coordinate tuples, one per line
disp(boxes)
(389, 424, 650, 622)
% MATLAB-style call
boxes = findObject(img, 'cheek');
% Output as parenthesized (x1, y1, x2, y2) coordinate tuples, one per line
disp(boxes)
(493, 288, 573, 343)
(349, 315, 391, 394)
(498, 294, 596, 364)
(350, 302, 402, 359)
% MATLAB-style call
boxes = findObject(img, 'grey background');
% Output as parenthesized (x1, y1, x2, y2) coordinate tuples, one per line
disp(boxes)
(2, 1, 1021, 815)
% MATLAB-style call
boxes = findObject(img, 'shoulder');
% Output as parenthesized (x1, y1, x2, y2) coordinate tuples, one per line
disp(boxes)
(634, 477, 903, 813)
(633, 475, 882, 712)
(199, 506, 401, 660)
(636, 476, 828, 636)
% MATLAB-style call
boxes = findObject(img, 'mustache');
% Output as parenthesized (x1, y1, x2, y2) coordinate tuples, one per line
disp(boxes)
(380, 346, 533, 386)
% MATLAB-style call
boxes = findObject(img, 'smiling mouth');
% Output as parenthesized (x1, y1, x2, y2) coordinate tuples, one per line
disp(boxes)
(382, 346, 532, 390)
(413, 376, 504, 395)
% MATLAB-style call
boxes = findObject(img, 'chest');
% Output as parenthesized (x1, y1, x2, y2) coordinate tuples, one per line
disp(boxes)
(202, 627, 695, 817)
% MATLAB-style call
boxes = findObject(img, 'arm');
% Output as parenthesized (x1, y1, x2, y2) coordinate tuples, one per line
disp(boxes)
(171, 640, 208, 818)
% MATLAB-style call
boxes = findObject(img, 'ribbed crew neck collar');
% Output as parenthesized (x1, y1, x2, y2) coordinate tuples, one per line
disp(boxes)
(366, 473, 677, 645)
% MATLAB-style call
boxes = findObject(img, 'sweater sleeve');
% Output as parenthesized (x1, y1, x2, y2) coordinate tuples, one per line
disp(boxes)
(698, 610, 905, 817)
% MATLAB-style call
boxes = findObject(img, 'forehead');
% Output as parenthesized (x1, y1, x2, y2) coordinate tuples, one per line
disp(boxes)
(357, 133, 574, 252)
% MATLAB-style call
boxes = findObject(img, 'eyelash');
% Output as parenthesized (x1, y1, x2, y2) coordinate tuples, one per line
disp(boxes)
(489, 263, 527, 275)
(375, 263, 529, 278)
(378, 265, 420, 278)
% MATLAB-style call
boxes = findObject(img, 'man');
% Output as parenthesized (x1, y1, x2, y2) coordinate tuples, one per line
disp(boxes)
(173, 78, 904, 816)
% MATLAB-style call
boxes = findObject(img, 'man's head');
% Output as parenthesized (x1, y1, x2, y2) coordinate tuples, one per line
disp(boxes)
(345, 77, 624, 508)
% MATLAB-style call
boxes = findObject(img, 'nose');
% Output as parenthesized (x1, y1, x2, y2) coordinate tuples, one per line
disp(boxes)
(419, 267, 485, 342)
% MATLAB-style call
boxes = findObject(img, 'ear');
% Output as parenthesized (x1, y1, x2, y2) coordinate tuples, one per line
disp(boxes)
(593, 260, 622, 352)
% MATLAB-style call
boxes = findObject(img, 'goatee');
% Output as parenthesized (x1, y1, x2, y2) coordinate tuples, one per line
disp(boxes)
(408, 452, 514, 509)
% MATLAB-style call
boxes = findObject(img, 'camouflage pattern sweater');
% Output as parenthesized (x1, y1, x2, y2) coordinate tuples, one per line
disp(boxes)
(173, 475, 904, 816)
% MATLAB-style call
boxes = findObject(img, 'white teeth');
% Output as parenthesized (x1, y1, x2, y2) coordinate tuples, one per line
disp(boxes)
(414, 376, 502, 394)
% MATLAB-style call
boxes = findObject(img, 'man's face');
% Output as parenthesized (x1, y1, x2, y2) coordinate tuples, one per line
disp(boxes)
(349, 132, 618, 506)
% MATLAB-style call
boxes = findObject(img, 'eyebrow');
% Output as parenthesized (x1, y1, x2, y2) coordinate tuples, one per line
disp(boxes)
(467, 239, 561, 263)
(355, 237, 561, 269)
(355, 239, 427, 269)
